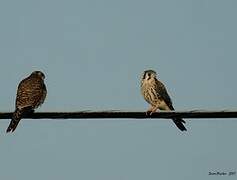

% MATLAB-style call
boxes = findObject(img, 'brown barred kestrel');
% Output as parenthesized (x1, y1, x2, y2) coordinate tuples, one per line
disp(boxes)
(141, 70, 187, 131)
(6, 71, 47, 133)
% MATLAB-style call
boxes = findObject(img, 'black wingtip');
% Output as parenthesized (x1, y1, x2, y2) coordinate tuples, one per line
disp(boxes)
(180, 127, 187, 131)
(173, 118, 187, 132)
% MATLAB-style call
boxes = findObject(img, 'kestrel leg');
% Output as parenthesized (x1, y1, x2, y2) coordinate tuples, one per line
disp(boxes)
(150, 106, 159, 115)
(146, 105, 153, 116)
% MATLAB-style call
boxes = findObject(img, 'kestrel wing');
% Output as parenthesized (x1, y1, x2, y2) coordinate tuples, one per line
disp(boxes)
(154, 79, 187, 131)
(16, 76, 46, 109)
(154, 79, 174, 110)
(37, 83, 47, 107)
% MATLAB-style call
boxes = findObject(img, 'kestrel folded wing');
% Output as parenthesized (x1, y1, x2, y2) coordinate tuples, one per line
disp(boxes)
(154, 79, 174, 110)
(16, 77, 46, 109)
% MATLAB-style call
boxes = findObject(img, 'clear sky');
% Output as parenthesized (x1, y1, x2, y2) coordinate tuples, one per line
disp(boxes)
(0, 0, 236, 179)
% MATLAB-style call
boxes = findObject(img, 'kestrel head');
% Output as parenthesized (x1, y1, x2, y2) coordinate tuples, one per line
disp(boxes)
(142, 70, 157, 81)
(31, 71, 45, 80)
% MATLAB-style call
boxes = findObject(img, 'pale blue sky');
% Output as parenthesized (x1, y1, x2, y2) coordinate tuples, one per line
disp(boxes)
(0, 0, 237, 179)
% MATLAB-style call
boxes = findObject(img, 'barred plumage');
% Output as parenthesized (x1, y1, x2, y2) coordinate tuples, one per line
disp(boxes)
(141, 70, 187, 131)
(6, 71, 47, 133)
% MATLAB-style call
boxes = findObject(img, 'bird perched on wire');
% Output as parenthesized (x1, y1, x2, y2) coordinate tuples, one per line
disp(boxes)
(141, 70, 187, 131)
(6, 71, 47, 133)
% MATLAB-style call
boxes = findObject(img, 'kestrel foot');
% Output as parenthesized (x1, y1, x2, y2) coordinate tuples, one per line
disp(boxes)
(146, 106, 153, 116)
(146, 110, 152, 116)
(150, 107, 158, 115)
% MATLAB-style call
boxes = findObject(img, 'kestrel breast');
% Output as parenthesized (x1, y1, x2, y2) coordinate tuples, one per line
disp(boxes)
(141, 82, 160, 106)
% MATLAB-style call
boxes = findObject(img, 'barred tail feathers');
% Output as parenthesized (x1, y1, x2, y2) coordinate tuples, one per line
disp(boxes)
(6, 108, 23, 133)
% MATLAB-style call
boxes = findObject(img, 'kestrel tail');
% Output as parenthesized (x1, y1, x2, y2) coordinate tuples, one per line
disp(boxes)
(6, 71, 47, 133)
(141, 70, 187, 131)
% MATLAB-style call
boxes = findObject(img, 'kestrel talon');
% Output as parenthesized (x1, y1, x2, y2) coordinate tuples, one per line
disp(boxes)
(141, 70, 187, 131)
(6, 71, 47, 133)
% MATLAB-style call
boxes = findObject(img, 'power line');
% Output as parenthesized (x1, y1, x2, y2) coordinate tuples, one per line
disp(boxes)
(1, 110, 237, 120)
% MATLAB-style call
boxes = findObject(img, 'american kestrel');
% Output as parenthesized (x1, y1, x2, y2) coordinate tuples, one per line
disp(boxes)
(141, 70, 187, 131)
(6, 71, 47, 133)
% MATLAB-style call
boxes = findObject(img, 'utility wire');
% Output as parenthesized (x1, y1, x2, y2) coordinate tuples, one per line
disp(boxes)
(1, 110, 237, 120)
